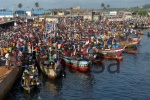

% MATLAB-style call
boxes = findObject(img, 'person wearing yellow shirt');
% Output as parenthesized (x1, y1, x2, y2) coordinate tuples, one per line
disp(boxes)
(3, 47, 8, 54)
(104, 39, 107, 48)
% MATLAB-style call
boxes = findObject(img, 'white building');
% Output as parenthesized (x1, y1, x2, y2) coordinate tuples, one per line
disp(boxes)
(83, 15, 92, 20)
(73, 6, 81, 10)
(26, 11, 33, 16)
(109, 11, 117, 16)
(57, 11, 65, 16)
(123, 12, 132, 20)
(148, 12, 150, 16)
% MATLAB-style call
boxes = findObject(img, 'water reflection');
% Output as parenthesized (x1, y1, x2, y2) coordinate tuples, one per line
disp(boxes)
(65, 68, 95, 100)
(39, 72, 63, 96)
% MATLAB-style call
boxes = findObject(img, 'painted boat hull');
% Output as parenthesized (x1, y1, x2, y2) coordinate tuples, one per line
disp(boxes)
(72, 64, 89, 72)
(123, 49, 138, 54)
(104, 56, 123, 60)
(63, 55, 90, 72)
(40, 62, 62, 79)
(63, 57, 72, 67)
(121, 37, 141, 48)
(97, 51, 123, 60)
(99, 46, 125, 57)
(71, 59, 90, 72)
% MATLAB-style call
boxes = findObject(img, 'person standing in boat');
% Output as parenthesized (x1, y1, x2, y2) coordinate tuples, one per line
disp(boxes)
(14, 49, 18, 65)
(103, 39, 108, 49)
(24, 71, 30, 87)
(22, 44, 26, 61)
(18, 50, 22, 62)
(49, 54, 54, 66)
(5, 52, 11, 69)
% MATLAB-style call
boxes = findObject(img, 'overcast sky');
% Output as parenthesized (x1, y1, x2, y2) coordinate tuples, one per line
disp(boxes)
(0, 0, 149, 10)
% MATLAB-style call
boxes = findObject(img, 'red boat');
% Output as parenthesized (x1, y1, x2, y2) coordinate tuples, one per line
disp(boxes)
(71, 58, 90, 72)
(63, 56, 90, 72)
(63, 56, 72, 67)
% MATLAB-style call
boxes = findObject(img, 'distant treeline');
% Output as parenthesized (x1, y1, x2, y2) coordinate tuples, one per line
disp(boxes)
(132, 10, 149, 16)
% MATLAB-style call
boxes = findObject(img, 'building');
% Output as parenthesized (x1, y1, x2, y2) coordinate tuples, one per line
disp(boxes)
(0, 11, 13, 18)
(14, 10, 26, 18)
(123, 12, 132, 20)
(33, 10, 51, 16)
(51, 8, 96, 20)
(26, 11, 33, 16)
(72, 6, 81, 10)
(148, 12, 150, 16)
(109, 11, 117, 16)
(92, 12, 101, 21)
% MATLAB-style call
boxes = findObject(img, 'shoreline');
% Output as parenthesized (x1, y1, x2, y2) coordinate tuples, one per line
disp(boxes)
(0, 65, 22, 100)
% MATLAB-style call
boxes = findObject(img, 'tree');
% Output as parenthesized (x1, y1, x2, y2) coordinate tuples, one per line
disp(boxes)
(101, 3, 105, 10)
(18, 3, 23, 9)
(35, 2, 39, 10)
(107, 4, 110, 9)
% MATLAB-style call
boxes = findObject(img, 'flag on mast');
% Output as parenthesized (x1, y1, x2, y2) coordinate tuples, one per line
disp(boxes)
(42, 15, 46, 31)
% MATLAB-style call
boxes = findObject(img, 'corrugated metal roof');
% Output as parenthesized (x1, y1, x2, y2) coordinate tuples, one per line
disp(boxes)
(33, 10, 51, 15)
(0, 11, 13, 15)
(15, 10, 25, 14)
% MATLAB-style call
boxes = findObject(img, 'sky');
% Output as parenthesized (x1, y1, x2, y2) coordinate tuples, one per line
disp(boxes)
(0, 0, 149, 10)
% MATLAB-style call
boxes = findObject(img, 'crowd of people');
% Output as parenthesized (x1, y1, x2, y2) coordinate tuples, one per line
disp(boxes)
(0, 17, 142, 69)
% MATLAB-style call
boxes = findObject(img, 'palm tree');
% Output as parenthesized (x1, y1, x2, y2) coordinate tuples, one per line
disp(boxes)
(18, 3, 23, 9)
(101, 3, 105, 10)
(35, 2, 39, 10)
(107, 4, 110, 10)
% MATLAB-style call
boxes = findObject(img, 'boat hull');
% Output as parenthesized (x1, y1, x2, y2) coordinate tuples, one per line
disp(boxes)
(72, 65, 89, 72)
(99, 45, 125, 53)
(71, 59, 90, 72)
(121, 37, 141, 48)
(40, 62, 62, 79)
(123, 49, 137, 54)
(63, 57, 72, 67)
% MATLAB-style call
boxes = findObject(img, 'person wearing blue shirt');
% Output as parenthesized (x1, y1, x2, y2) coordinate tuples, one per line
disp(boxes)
(22, 45, 27, 60)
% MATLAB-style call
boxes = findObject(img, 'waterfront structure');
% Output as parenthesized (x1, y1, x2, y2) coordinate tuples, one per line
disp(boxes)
(0, 11, 13, 18)
(51, 8, 101, 20)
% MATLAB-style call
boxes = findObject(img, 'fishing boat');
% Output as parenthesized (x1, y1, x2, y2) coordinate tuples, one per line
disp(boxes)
(97, 51, 123, 60)
(121, 37, 141, 48)
(21, 65, 40, 93)
(95, 43, 124, 60)
(39, 49, 63, 79)
(63, 56, 72, 67)
(96, 43, 125, 57)
(39, 60, 62, 79)
(71, 59, 90, 72)
(62, 55, 90, 72)
(70, 57, 90, 72)
(99, 45, 125, 54)
(104, 54, 123, 60)
(123, 49, 138, 54)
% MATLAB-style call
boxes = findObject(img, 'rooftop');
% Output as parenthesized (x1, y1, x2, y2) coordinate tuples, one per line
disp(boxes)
(0, 11, 13, 16)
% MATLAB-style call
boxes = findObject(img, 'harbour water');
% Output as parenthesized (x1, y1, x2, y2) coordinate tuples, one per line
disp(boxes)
(6, 29, 150, 100)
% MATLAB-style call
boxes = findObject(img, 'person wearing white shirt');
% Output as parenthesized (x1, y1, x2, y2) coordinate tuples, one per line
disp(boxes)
(5, 52, 10, 69)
